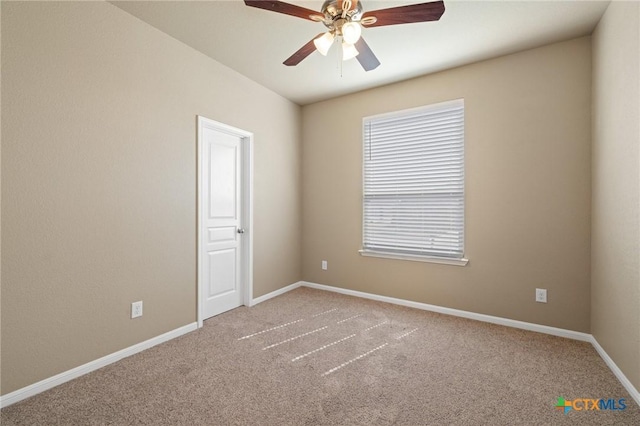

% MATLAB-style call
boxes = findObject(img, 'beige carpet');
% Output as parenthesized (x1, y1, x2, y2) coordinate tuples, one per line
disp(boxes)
(2, 287, 639, 425)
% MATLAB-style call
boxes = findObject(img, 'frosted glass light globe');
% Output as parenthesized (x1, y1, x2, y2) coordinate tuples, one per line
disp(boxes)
(342, 22, 362, 45)
(313, 32, 335, 56)
(342, 42, 359, 61)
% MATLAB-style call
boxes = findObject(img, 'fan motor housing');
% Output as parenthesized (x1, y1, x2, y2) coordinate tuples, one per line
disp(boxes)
(321, 0, 364, 28)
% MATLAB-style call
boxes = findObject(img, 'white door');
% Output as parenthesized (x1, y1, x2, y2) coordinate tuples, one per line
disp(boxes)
(198, 117, 252, 322)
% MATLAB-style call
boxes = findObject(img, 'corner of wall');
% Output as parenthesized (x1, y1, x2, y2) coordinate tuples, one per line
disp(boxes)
(590, 0, 640, 392)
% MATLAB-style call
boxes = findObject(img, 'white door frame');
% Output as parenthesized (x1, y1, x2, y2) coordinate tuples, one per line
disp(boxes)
(197, 116, 253, 328)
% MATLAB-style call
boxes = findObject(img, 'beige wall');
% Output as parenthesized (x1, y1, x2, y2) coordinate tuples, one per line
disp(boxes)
(302, 37, 592, 332)
(591, 1, 640, 391)
(1, 1, 301, 395)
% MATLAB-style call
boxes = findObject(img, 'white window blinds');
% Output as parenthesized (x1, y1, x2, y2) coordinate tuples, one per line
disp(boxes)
(363, 99, 465, 259)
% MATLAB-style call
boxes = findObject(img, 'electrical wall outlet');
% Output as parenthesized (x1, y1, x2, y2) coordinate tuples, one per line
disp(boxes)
(131, 301, 143, 318)
(321, 260, 328, 270)
(535, 288, 547, 303)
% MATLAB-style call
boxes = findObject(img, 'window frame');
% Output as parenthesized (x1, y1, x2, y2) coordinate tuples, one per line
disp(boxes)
(359, 99, 468, 266)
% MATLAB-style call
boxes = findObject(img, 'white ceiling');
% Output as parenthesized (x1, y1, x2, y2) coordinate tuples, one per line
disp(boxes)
(111, 0, 609, 105)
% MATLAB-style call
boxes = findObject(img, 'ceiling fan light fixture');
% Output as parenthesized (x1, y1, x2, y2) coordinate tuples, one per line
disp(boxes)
(245, 0, 446, 71)
(341, 21, 362, 44)
(342, 42, 359, 61)
(313, 32, 335, 56)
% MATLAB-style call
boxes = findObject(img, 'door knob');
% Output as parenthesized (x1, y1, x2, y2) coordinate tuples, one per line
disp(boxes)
(237, 228, 245, 234)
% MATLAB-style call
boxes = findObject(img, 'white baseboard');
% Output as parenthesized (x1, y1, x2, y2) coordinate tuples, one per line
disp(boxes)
(1, 279, 305, 408)
(300, 281, 640, 405)
(590, 336, 640, 407)
(0, 322, 198, 409)
(300, 281, 591, 341)
(250, 281, 303, 306)
(4, 282, 638, 410)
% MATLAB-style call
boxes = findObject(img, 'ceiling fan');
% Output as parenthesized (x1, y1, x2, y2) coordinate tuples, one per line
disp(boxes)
(244, 0, 445, 71)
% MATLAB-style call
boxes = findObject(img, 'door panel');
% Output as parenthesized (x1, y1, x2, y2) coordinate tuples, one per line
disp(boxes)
(207, 249, 237, 297)
(208, 227, 237, 244)
(209, 142, 238, 219)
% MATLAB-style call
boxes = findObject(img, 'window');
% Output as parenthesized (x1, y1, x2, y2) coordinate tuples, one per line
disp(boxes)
(361, 99, 467, 265)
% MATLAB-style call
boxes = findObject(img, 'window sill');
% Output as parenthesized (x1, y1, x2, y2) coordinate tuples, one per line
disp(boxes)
(359, 250, 469, 266)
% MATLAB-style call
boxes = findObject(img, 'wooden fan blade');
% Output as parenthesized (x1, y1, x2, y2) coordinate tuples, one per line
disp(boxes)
(283, 33, 324, 66)
(362, 1, 445, 27)
(244, 0, 319, 21)
(355, 37, 380, 71)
